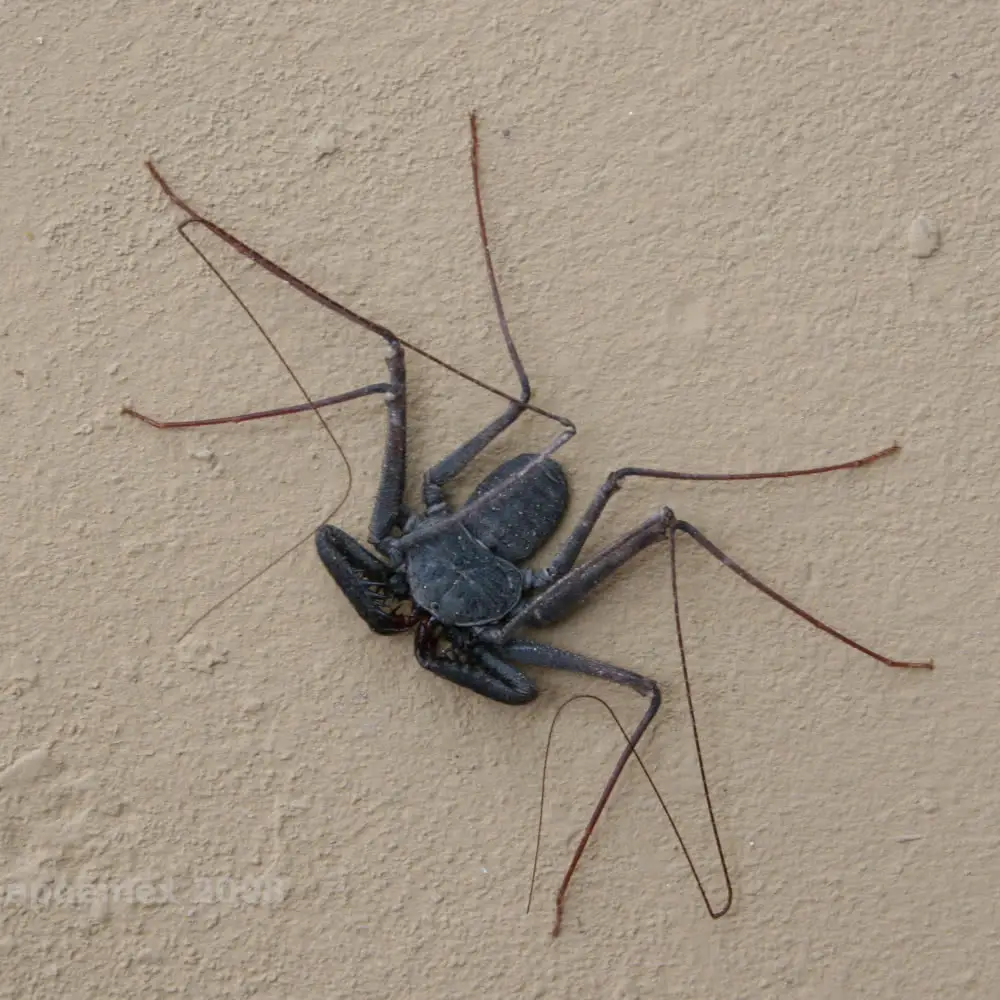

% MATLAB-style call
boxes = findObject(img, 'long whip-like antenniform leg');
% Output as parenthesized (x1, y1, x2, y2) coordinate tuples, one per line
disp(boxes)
(496, 633, 731, 938)
(497, 639, 664, 936)
(526, 691, 725, 933)
(123, 222, 411, 626)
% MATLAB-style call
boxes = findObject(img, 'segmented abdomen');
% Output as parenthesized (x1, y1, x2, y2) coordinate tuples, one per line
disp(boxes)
(463, 454, 569, 564)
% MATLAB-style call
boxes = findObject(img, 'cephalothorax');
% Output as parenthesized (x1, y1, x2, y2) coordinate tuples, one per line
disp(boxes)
(337, 452, 568, 635)
(126, 113, 933, 936)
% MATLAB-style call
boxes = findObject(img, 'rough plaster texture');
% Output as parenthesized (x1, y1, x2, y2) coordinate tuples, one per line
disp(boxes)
(1, 2, 997, 997)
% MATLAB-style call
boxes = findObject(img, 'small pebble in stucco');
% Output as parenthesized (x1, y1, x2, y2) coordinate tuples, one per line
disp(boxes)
(908, 214, 941, 258)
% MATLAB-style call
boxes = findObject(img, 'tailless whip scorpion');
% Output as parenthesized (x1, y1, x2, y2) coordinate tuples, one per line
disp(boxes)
(125, 113, 933, 935)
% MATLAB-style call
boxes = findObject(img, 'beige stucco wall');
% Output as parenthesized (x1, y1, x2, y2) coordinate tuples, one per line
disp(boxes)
(2, 2, 996, 996)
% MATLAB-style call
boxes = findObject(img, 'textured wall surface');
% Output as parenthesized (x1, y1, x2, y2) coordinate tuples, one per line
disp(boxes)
(2, 2, 997, 996)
